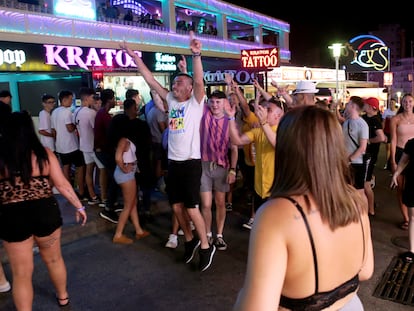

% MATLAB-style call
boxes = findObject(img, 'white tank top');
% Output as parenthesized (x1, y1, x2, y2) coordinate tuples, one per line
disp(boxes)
(123, 139, 137, 163)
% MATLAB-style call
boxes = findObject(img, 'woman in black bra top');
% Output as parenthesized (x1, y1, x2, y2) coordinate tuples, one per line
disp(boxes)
(0, 111, 87, 310)
(234, 106, 374, 311)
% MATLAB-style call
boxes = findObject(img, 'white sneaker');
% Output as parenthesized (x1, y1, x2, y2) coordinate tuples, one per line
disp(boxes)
(165, 234, 178, 248)
(243, 218, 254, 230)
(178, 221, 195, 236)
(0, 281, 11, 293)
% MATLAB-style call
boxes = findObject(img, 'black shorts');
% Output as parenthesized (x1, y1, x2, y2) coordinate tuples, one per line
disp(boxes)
(0, 196, 63, 242)
(403, 177, 414, 207)
(166, 159, 201, 208)
(58, 149, 85, 167)
(365, 155, 377, 181)
(350, 163, 367, 189)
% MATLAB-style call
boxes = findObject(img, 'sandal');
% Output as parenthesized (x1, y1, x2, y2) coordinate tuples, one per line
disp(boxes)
(399, 221, 409, 230)
(56, 296, 70, 307)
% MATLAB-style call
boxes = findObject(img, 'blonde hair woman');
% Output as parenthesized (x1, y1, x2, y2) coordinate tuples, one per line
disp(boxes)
(234, 106, 374, 311)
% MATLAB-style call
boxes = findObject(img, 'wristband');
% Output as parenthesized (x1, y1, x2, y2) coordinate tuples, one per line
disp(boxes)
(192, 52, 201, 57)
(228, 116, 235, 121)
(228, 169, 236, 176)
(261, 121, 268, 126)
(77, 206, 86, 212)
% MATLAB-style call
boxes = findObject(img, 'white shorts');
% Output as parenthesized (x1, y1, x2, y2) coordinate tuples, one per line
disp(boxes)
(82, 151, 104, 169)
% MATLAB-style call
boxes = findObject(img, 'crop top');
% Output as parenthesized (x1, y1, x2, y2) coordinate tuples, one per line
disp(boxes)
(279, 197, 364, 311)
(123, 139, 137, 164)
(0, 175, 53, 205)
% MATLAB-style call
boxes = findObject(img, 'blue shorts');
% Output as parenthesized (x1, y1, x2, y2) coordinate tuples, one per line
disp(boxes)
(114, 164, 136, 184)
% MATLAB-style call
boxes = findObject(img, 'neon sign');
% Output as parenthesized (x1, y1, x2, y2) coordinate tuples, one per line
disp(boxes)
(0, 49, 26, 67)
(44, 45, 141, 71)
(241, 48, 279, 69)
(154, 53, 177, 71)
(344, 35, 390, 72)
(53, 0, 96, 21)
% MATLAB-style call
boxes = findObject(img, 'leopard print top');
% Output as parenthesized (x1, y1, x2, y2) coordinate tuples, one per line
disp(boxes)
(0, 175, 53, 205)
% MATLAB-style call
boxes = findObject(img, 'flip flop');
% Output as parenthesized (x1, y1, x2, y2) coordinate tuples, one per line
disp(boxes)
(56, 296, 70, 307)
(399, 221, 409, 230)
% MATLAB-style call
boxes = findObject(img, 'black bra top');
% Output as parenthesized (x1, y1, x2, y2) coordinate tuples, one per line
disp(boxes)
(0, 175, 52, 204)
(279, 196, 364, 311)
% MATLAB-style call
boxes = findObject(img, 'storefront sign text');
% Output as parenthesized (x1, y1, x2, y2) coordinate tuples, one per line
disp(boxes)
(44, 45, 142, 71)
(154, 53, 177, 71)
(241, 48, 279, 69)
(0, 49, 26, 67)
(344, 35, 390, 73)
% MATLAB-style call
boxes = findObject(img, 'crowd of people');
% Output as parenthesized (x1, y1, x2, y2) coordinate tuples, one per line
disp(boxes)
(1, 30, 414, 310)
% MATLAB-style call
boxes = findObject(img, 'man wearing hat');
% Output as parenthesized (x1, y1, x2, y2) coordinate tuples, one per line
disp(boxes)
(291, 80, 319, 107)
(271, 80, 318, 108)
(363, 97, 386, 216)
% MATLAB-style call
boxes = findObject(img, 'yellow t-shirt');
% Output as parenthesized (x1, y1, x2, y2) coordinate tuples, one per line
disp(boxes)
(242, 112, 259, 166)
(245, 125, 277, 198)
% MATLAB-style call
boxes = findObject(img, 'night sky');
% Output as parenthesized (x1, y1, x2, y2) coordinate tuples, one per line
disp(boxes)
(224, 1, 413, 68)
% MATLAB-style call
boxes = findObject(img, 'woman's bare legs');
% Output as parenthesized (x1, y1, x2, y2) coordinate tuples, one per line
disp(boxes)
(115, 179, 146, 238)
(3, 237, 35, 311)
(36, 228, 68, 303)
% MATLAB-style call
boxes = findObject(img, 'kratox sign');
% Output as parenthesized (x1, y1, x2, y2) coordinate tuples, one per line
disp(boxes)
(240, 48, 279, 69)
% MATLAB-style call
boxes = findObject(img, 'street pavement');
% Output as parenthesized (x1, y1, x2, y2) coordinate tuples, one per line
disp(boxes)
(0, 145, 413, 311)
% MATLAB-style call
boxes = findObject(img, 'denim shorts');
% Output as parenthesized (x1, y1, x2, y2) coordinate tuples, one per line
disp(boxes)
(114, 164, 136, 184)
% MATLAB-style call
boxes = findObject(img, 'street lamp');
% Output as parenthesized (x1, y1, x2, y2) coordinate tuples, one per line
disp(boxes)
(329, 43, 343, 103)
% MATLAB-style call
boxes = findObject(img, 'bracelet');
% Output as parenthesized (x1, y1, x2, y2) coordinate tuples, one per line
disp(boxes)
(192, 52, 201, 57)
(228, 169, 236, 176)
(228, 116, 235, 121)
(76, 206, 85, 212)
(261, 121, 268, 126)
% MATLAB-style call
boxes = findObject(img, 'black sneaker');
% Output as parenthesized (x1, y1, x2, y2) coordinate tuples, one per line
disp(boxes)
(184, 238, 200, 263)
(214, 236, 227, 251)
(88, 196, 100, 205)
(199, 245, 216, 272)
(225, 203, 233, 212)
(99, 210, 119, 224)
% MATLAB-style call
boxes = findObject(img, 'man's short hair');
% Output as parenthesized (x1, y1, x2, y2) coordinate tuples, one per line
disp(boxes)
(0, 90, 11, 98)
(100, 89, 115, 105)
(41, 94, 55, 102)
(350, 96, 364, 110)
(209, 90, 226, 99)
(173, 72, 193, 83)
(125, 89, 139, 99)
(123, 98, 136, 111)
(79, 87, 95, 99)
(58, 90, 73, 102)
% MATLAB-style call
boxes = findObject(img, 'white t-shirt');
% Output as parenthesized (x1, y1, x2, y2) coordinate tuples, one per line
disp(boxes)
(73, 106, 96, 153)
(51, 106, 79, 154)
(166, 92, 204, 161)
(38, 109, 55, 152)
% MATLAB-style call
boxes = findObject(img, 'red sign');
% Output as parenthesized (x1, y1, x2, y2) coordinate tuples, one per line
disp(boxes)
(241, 48, 279, 69)
(384, 72, 393, 86)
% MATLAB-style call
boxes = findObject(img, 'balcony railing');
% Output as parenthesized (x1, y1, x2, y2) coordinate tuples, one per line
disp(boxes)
(0, 0, 290, 60)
